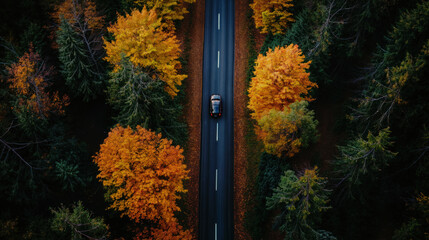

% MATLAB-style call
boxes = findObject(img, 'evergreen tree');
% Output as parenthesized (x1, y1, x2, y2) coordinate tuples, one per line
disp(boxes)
(108, 56, 186, 145)
(334, 128, 397, 196)
(267, 167, 330, 240)
(57, 17, 102, 101)
(51, 202, 109, 240)
(260, 3, 344, 86)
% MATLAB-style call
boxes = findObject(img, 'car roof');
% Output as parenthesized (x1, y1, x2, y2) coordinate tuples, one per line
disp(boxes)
(211, 94, 221, 100)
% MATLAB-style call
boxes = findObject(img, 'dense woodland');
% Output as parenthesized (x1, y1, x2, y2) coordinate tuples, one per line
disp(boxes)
(0, 0, 194, 239)
(245, 0, 429, 239)
(0, 0, 428, 239)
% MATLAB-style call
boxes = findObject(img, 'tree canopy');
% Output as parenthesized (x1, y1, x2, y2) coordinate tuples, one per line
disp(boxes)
(248, 44, 317, 121)
(93, 125, 191, 238)
(250, 0, 294, 35)
(258, 101, 318, 158)
(104, 7, 186, 97)
(7, 47, 69, 120)
(267, 167, 330, 239)
(131, 0, 196, 31)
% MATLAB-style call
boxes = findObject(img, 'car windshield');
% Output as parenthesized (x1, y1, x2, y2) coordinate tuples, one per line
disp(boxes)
(212, 100, 220, 113)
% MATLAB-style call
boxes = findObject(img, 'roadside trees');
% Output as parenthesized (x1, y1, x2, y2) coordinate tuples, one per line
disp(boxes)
(93, 125, 191, 239)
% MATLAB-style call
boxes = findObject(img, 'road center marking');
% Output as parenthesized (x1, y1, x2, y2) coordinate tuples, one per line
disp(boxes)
(218, 13, 220, 30)
(215, 223, 218, 240)
(215, 169, 218, 191)
(217, 51, 220, 69)
(216, 122, 219, 141)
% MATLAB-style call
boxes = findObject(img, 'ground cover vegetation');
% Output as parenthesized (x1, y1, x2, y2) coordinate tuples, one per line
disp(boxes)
(246, 0, 429, 239)
(0, 0, 194, 239)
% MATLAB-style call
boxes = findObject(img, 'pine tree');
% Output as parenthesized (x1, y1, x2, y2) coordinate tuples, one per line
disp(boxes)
(334, 128, 397, 195)
(57, 17, 102, 101)
(266, 167, 330, 240)
(108, 56, 187, 145)
(51, 202, 109, 239)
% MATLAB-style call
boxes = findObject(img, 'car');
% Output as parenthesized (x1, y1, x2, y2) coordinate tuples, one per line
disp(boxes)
(210, 94, 222, 118)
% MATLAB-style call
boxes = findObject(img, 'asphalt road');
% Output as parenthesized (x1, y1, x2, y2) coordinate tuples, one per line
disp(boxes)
(199, 0, 234, 239)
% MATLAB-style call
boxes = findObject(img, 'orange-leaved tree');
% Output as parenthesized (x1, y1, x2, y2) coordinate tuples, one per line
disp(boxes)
(52, 0, 104, 32)
(93, 125, 191, 238)
(104, 7, 186, 97)
(250, 0, 294, 35)
(7, 47, 69, 118)
(248, 44, 317, 121)
(135, 219, 193, 240)
(258, 101, 319, 158)
(132, 0, 196, 31)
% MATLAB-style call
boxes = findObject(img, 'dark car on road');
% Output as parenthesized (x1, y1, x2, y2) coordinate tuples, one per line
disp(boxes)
(210, 94, 222, 118)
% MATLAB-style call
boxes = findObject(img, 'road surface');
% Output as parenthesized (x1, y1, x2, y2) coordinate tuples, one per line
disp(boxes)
(199, 0, 234, 239)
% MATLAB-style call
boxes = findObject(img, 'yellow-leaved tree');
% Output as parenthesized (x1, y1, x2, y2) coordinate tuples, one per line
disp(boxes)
(250, 0, 294, 35)
(132, 0, 196, 31)
(93, 125, 192, 239)
(104, 7, 186, 97)
(258, 101, 319, 158)
(248, 44, 317, 121)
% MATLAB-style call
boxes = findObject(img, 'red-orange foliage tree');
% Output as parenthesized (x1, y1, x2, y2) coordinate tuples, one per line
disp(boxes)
(248, 44, 317, 121)
(7, 47, 69, 118)
(135, 220, 192, 240)
(52, 0, 104, 31)
(93, 125, 192, 239)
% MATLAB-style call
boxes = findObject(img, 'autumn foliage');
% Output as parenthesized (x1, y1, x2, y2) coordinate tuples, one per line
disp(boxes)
(132, 0, 196, 31)
(52, 0, 104, 31)
(93, 125, 191, 238)
(248, 44, 317, 121)
(7, 47, 69, 118)
(258, 101, 318, 158)
(104, 7, 186, 97)
(135, 220, 192, 240)
(250, 0, 294, 35)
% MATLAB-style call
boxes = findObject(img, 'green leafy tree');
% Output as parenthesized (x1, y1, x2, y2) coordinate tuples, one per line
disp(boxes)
(266, 167, 330, 240)
(257, 101, 319, 158)
(51, 202, 109, 240)
(57, 17, 102, 101)
(334, 128, 397, 195)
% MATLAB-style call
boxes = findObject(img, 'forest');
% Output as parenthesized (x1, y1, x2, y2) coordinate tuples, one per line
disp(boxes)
(244, 0, 429, 239)
(1, 0, 194, 239)
(0, 0, 428, 239)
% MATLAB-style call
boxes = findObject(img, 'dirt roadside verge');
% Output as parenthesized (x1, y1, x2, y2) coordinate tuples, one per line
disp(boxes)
(177, 0, 205, 238)
(233, 0, 251, 239)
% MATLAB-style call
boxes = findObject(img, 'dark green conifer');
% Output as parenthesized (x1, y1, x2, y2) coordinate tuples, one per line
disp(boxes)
(57, 17, 101, 101)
